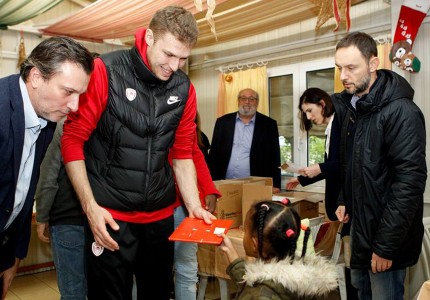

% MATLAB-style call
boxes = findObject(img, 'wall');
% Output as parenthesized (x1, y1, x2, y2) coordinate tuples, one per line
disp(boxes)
(0, 0, 125, 78)
(189, 0, 430, 210)
(189, 0, 392, 140)
(0, 29, 124, 78)
(395, 0, 430, 214)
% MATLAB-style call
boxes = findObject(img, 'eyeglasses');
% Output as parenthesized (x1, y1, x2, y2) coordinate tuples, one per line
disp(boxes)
(238, 96, 258, 103)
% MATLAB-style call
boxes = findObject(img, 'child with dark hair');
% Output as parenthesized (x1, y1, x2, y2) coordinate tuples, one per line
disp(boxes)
(219, 200, 338, 299)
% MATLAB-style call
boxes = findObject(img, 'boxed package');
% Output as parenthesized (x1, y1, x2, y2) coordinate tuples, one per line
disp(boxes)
(197, 228, 251, 279)
(232, 176, 273, 186)
(213, 180, 244, 228)
(273, 191, 324, 219)
(241, 180, 273, 225)
(213, 177, 274, 228)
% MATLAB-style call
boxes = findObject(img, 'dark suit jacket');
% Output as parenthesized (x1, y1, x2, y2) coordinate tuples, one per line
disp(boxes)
(0, 74, 55, 270)
(208, 111, 281, 188)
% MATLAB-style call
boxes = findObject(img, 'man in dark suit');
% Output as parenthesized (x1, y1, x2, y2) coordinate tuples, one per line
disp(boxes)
(208, 88, 281, 193)
(0, 36, 93, 299)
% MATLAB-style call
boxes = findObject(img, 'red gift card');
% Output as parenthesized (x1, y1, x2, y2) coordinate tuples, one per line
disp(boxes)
(168, 217, 233, 245)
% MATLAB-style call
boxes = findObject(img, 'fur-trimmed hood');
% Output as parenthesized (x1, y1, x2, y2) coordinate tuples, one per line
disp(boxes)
(236, 255, 338, 299)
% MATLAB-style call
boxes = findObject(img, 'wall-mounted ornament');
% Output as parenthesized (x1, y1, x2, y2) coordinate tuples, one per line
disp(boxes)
(309, 0, 351, 32)
(17, 31, 26, 69)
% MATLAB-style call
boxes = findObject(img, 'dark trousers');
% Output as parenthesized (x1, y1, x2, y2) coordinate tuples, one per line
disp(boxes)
(0, 229, 17, 296)
(85, 216, 174, 300)
(0, 229, 16, 272)
(345, 267, 359, 300)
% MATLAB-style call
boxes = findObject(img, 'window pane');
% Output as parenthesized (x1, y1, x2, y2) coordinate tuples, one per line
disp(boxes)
(306, 68, 334, 165)
(269, 74, 293, 174)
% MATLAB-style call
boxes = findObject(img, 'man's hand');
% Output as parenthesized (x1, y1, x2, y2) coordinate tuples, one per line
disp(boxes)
(299, 164, 321, 178)
(173, 159, 215, 224)
(188, 205, 216, 224)
(335, 205, 350, 223)
(205, 194, 217, 214)
(65, 160, 119, 251)
(36, 223, 50, 243)
(85, 201, 120, 252)
(1, 258, 19, 300)
(371, 253, 392, 273)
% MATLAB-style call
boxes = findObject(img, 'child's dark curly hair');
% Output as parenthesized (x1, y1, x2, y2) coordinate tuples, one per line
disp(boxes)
(249, 200, 311, 261)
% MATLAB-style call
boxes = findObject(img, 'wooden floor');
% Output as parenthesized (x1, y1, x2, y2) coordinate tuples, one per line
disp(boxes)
(5, 270, 59, 300)
(5, 270, 237, 300)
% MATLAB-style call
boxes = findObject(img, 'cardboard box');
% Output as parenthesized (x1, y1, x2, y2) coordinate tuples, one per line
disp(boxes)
(213, 180, 244, 228)
(231, 176, 273, 186)
(273, 191, 324, 219)
(241, 180, 273, 225)
(197, 228, 252, 279)
(213, 177, 274, 228)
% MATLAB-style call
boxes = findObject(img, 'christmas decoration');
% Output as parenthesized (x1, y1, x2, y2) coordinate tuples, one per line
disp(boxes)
(17, 31, 26, 69)
(389, 0, 430, 73)
(310, 0, 351, 32)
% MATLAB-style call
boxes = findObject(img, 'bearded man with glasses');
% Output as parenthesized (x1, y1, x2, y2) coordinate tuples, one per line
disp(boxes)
(208, 88, 281, 193)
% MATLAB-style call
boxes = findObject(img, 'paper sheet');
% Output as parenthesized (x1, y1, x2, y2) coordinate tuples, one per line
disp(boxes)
(280, 162, 304, 174)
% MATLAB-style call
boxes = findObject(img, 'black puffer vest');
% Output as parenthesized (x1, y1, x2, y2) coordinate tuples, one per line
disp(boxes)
(84, 47, 190, 212)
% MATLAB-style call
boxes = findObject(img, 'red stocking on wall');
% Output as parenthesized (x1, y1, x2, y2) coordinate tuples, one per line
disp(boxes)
(389, 0, 430, 73)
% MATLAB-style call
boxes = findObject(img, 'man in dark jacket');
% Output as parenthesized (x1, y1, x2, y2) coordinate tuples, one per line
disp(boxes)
(208, 88, 281, 193)
(0, 37, 93, 299)
(334, 32, 427, 300)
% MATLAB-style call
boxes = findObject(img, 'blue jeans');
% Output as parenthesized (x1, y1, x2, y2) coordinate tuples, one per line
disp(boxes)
(351, 268, 406, 300)
(174, 206, 198, 300)
(50, 225, 87, 300)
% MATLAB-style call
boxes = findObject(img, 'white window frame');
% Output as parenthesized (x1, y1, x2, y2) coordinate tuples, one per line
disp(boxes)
(267, 58, 334, 191)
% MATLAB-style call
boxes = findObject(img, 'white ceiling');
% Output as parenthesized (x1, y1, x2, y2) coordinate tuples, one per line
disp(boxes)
(38, 0, 366, 49)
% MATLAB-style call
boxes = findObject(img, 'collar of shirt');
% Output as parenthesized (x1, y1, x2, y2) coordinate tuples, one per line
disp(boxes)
(235, 112, 256, 124)
(350, 94, 361, 110)
(325, 113, 335, 157)
(19, 77, 47, 133)
(325, 113, 334, 136)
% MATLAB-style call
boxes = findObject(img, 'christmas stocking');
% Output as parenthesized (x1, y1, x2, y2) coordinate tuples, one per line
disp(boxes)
(389, 0, 430, 73)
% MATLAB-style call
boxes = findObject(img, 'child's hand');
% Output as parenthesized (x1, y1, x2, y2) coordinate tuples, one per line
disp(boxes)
(205, 194, 217, 214)
(219, 233, 233, 252)
(218, 233, 239, 263)
(286, 177, 300, 190)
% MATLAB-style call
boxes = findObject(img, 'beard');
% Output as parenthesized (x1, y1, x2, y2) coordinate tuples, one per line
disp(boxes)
(344, 72, 371, 95)
(238, 105, 257, 117)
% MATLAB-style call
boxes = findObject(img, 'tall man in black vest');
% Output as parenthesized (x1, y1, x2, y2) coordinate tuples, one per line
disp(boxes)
(61, 6, 215, 300)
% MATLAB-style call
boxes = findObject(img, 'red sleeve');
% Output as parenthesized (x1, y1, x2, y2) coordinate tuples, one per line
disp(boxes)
(62, 58, 109, 163)
(193, 137, 221, 201)
(170, 84, 197, 159)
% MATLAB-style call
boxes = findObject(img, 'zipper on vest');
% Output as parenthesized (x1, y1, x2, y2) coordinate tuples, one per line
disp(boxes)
(143, 91, 156, 199)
